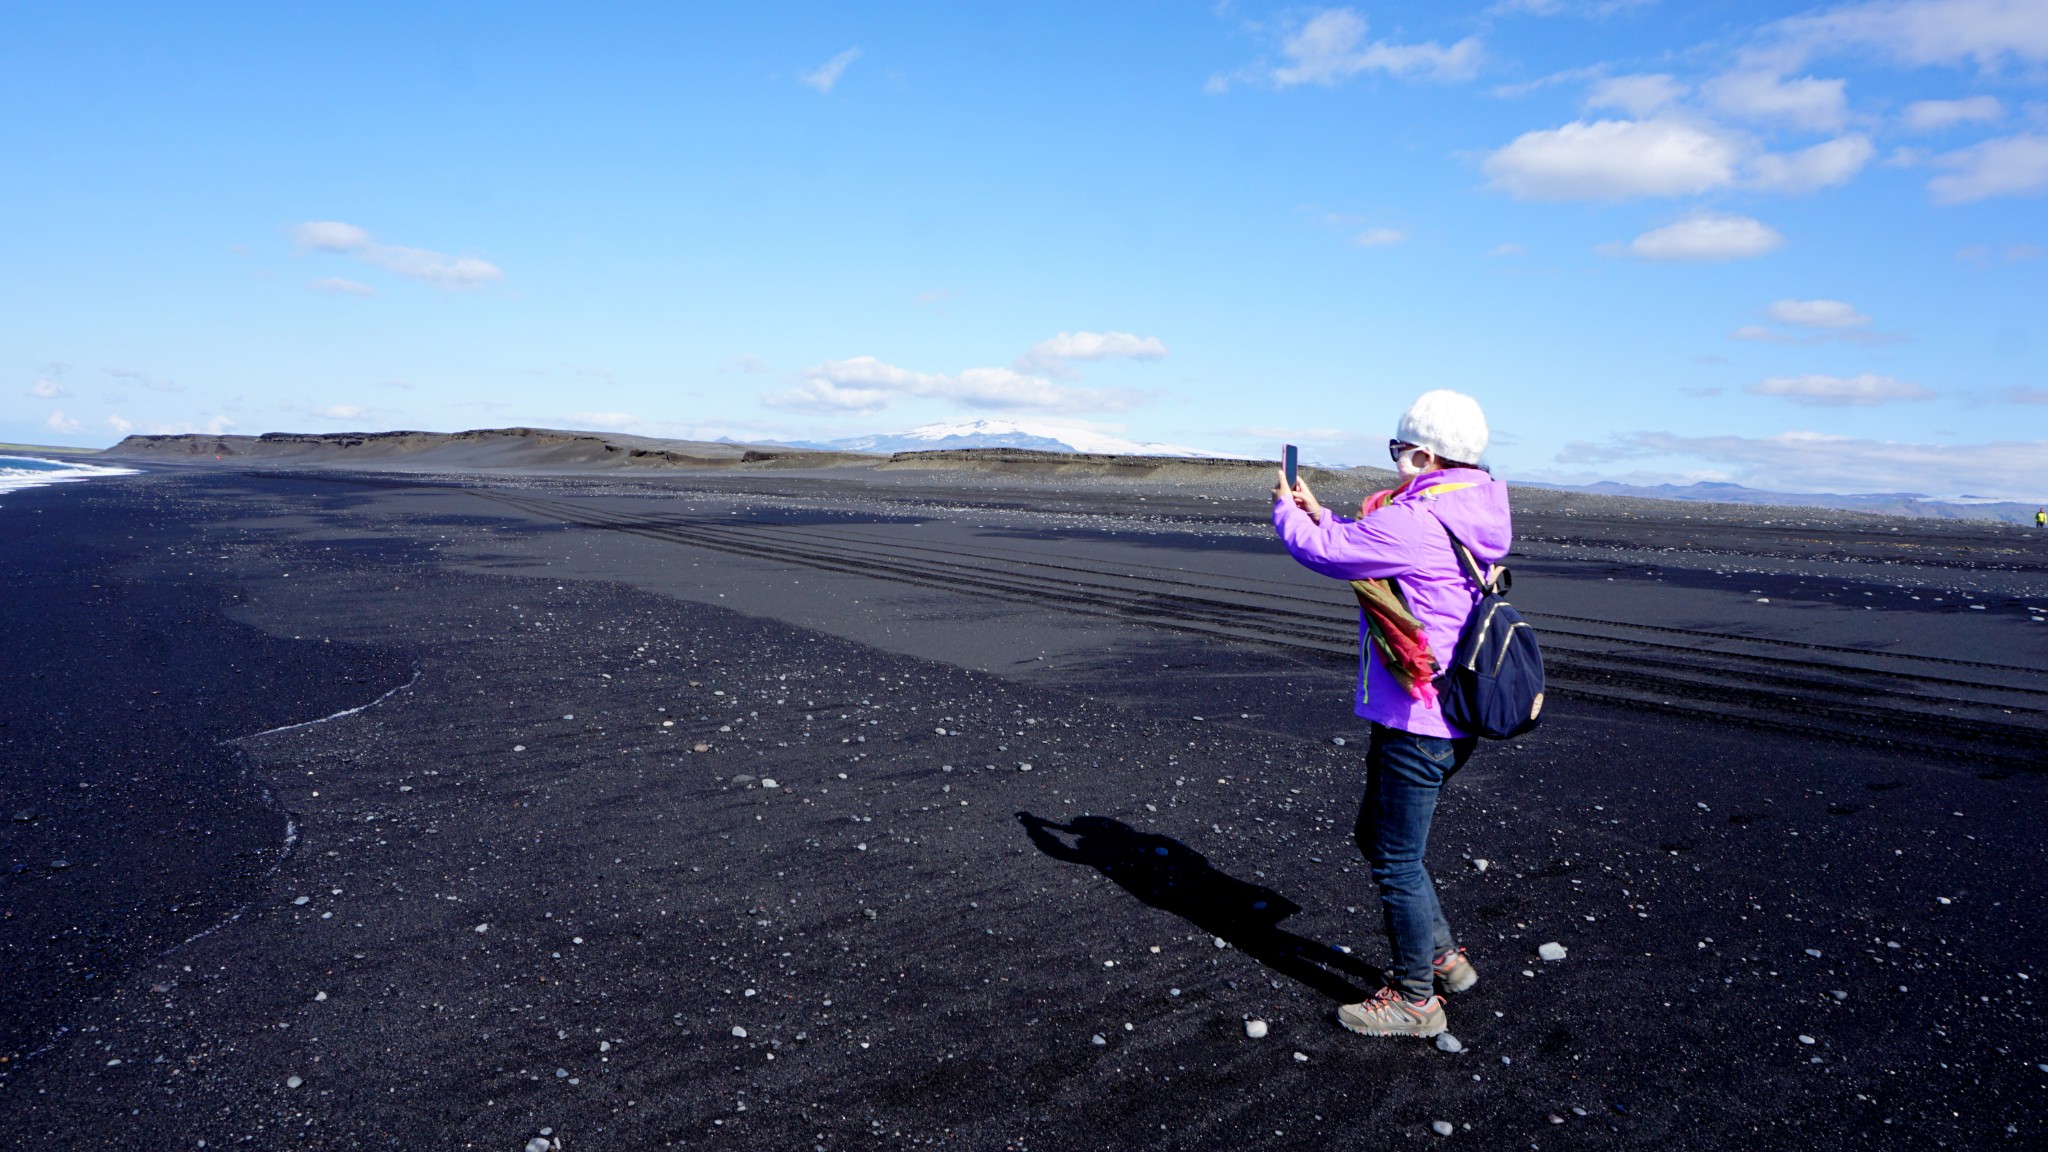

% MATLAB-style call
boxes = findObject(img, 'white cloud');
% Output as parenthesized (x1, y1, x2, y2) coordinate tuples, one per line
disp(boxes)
(310, 276, 375, 296)
(1484, 118, 1742, 200)
(721, 354, 771, 374)
(764, 378, 892, 414)
(294, 221, 370, 250)
(27, 379, 70, 398)
(567, 411, 641, 429)
(1584, 73, 1688, 117)
(1770, 0, 2048, 73)
(1746, 134, 1875, 192)
(1221, 8, 1482, 91)
(766, 355, 1146, 415)
(950, 367, 1104, 409)
(291, 221, 503, 290)
(45, 410, 82, 434)
(800, 48, 861, 93)
(1746, 373, 1932, 405)
(1769, 298, 1870, 327)
(1491, 0, 1660, 13)
(1704, 70, 1849, 131)
(1736, 300, 1907, 344)
(1903, 95, 2004, 130)
(1955, 241, 2048, 263)
(1621, 212, 1786, 261)
(1352, 227, 1407, 247)
(312, 404, 370, 420)
(1928, 133, 2048, 202)
(1015, 331, 1169, 378)
(1236, 425, 1354, 442)
(1556, 428, 2048, 499)
(103, 366, 184, 393)
(104, 415, 234, 436)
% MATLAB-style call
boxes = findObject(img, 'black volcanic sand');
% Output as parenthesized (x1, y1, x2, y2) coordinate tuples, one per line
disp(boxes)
(1, 468, 2044, 1151)
(0, 481, 413, 1059)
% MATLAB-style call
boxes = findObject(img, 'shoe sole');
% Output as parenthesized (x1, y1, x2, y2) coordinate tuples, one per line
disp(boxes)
(1438, 965, 1478, 994)
(1337, 1010, 1446, 1038)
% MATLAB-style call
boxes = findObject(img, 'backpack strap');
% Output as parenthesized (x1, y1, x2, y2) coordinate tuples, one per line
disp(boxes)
(1429, 513, 1496, 596)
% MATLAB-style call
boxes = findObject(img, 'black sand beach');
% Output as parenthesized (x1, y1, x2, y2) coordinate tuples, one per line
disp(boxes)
(2, 459, 2044, 1150)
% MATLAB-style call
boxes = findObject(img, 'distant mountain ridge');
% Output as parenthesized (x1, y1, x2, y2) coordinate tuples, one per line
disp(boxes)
(1528, 479, 2042, 524)
(793, 419, 1234, 459)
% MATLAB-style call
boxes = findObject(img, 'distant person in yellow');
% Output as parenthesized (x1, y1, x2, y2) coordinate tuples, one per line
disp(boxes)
(2036, 508, 2045, 529)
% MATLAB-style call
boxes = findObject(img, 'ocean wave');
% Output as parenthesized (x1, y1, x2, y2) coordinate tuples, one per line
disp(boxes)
(0, 455, 141, 497)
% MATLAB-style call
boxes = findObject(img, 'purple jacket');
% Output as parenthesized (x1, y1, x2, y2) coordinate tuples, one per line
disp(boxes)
(1272, 468, 1514, 738)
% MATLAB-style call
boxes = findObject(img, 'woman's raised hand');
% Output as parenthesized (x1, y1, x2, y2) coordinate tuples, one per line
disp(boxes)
(1272, 468, 1325, 523)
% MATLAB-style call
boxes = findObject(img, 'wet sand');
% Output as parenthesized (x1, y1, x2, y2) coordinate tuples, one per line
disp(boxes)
(1, 465, 2044, 1150)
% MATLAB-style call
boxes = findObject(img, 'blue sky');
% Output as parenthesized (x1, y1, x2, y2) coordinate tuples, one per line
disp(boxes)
(3, 1, 2044, 498)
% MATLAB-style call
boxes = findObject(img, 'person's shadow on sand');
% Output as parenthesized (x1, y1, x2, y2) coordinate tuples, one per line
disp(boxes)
(1016, 812, 1383, 1003)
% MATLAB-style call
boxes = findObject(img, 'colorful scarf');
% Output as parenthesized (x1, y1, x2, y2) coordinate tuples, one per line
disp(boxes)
(1348, 481, 1440, 706)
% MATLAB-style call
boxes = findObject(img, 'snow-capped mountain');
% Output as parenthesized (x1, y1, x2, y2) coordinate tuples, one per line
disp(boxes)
(799, 419, 1232, 458)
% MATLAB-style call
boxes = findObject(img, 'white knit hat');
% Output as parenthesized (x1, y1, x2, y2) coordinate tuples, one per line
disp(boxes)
(1395, 389, 1489, 466)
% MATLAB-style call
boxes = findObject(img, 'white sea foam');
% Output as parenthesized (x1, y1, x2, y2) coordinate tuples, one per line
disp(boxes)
(0, 455, 139, 498)
(239, 669, 424, 741)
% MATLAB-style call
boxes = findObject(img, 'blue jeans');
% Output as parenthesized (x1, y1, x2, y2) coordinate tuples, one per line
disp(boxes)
(1355, 723, 1477, 1002)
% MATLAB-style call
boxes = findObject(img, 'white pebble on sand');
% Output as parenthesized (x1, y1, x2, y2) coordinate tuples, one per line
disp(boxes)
(286, 1075, 302, 1089)
(1293, 1052, 1308, 1062)
(314, 991, 327, 1002)
(1805, 948, 1823, 958)
(1472, 859, 1489, 873)
(293, 896, 310, 906)
(1432, 1120, 1454, 1136)
(1332, 737, 1346, 746)
(731, 1026, 748, 1038)
(475, 923, 489, 933)
(513, 745, 526, 752)
(526, 1140, 551, 1152)
(1435, 1033, 1464, 1053)
(1538, 942, 1567, 962)
(1091, 1034, 1106, 1046)
(1245, 1019, 1268, 1039)
(759, 778, 778, 789)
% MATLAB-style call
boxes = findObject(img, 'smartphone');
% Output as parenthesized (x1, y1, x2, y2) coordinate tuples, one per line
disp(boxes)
(1283, 444, 1299, 490)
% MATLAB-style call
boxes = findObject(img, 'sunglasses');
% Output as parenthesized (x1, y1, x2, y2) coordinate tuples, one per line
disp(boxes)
(1387, 439, 1430, 464)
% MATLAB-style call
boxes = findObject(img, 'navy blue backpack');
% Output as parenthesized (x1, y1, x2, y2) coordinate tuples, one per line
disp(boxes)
(1430, 517, 1545, 740)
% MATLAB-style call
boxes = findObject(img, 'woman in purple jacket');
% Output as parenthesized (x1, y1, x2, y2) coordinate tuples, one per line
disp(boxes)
(1272, 389, 1511, 1039)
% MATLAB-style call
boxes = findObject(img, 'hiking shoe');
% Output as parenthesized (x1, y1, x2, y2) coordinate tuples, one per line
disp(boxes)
(1434, 947, 1478, 994)
(1337, 987, 1446, 1038)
